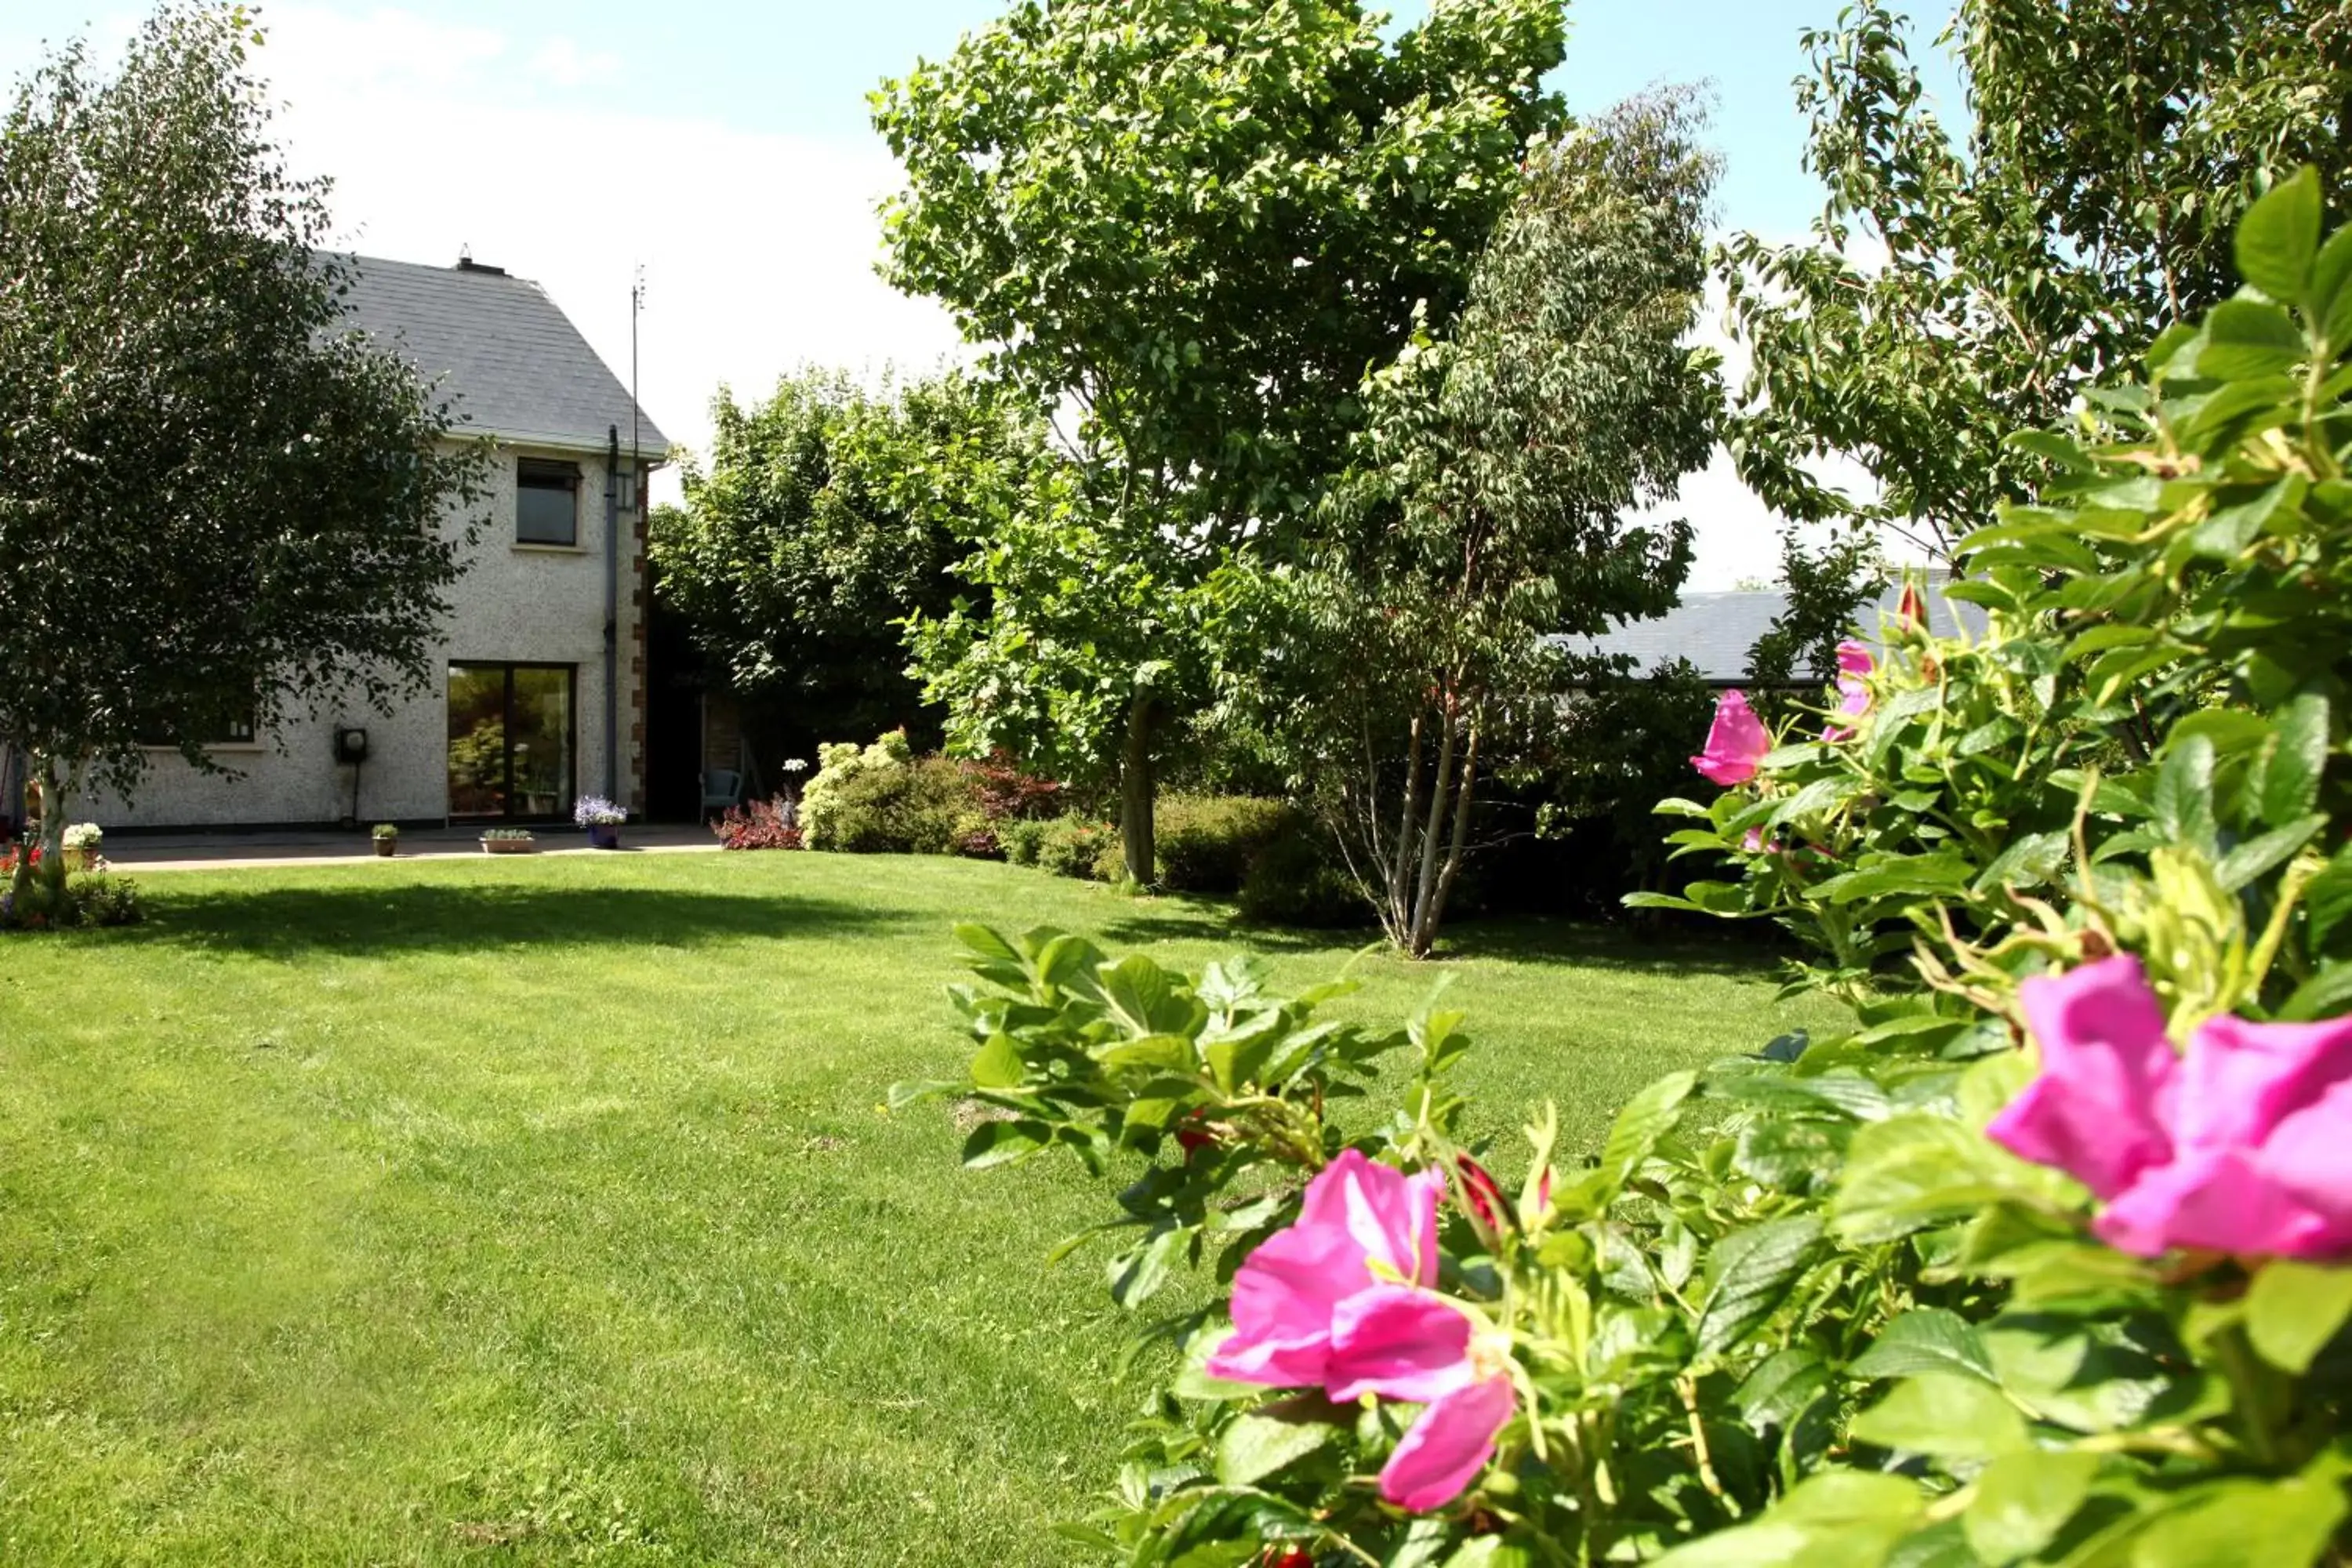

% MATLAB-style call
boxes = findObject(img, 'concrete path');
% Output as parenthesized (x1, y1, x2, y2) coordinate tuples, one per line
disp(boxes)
(100, 822, 722, 873)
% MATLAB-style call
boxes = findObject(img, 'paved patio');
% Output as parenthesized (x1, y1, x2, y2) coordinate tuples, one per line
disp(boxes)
(102, 822, 722, 873)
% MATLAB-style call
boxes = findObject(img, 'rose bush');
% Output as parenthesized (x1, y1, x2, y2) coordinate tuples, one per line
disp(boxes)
(903, 176, 2352, 1563)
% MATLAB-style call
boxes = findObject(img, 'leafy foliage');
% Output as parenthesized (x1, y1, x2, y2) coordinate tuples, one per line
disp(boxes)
(878, 0, 1572, 884)
(0, 4, 488, 851)
(913, 180, 2352, 1566)
(1534, 656, 1723, 898)
(1210, 87, 1721, 953)
(651, 368, 1039, 746)
(1721, 0, 2352, 560)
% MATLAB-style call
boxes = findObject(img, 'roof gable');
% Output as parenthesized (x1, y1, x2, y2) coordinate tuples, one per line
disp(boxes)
(326, 253, 669, 456)
(1564, 579, 1987, 685)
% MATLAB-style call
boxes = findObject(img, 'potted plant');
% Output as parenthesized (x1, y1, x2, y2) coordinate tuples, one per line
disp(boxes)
(371, 823, 399, 858)
(61, 822, 102, 873)
(481, 827, 535, 855)
(573, 794, 626, 850)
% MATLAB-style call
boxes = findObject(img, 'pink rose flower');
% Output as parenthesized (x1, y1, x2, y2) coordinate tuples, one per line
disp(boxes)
(1209, 1150, 1517, 1511)
(1327, 1287, 1519, 1511)
(1693, 690, 1769, 786)
(1824, 640, 1874, 741)
(1209, 1149, 1441, 1387)
(1989, 956, 2352, 1258)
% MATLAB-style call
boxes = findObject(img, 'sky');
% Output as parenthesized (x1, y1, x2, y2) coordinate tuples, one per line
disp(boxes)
(0, 1, 1968, 588)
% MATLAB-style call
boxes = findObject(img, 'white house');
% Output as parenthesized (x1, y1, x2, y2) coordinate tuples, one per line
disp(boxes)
(67, 252, 668, 832)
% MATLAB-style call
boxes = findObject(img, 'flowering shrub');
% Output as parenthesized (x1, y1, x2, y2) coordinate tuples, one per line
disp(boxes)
(712, 796, 804, 851)
(61, 822, 102, 851)
(1, 840, 141, 931)
(907, 178, 2352, 1563)
(572, 795, 627, 828)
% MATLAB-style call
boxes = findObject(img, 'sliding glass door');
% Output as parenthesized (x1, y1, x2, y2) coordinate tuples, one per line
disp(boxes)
(448, 663, 575, 821)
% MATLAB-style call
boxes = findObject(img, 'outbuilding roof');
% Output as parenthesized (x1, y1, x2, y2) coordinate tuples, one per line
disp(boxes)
(1563, 579, 1987, 686)
(328, 253, 668, 456)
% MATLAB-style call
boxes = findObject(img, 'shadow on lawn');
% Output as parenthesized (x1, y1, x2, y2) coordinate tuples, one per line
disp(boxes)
(1093, 902, 1784, 981)
(1426, 918, 1789, 978)
(126, 882, 911, 959)
(1094, 907, 1359, 955)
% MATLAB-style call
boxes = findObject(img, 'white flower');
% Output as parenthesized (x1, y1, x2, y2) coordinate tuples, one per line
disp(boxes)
(783, 758, 810, 773)
(63, 822, 103, 850)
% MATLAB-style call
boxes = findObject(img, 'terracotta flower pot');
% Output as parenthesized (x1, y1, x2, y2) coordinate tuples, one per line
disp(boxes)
(374, 839, 397, 858)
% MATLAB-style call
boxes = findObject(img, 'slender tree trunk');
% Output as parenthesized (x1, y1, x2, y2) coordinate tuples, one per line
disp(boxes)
(34, 753, 67, 890)
(1422, 719, 1482, 949)
(1406, 704, 1458, 958)
(1118, 693, 1156, 887)
(1388, 713, 1425, 936)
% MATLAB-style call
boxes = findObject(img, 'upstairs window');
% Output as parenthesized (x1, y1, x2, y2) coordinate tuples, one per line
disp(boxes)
(517, 458, 580, 546)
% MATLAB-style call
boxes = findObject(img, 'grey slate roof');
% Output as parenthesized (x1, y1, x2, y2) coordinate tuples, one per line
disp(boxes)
(1564, 579, 1987, 686)
(326, 253, 668, 456)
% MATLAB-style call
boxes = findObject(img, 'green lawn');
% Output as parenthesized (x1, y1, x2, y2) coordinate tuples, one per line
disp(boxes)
(0, 851, 1845, 1564)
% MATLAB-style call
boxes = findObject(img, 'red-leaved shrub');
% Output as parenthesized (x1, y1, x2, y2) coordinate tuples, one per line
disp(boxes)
(713, 797, 804, 851)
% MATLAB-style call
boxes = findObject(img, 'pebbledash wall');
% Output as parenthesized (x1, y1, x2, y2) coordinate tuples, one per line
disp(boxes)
(72, 441, 652, 830)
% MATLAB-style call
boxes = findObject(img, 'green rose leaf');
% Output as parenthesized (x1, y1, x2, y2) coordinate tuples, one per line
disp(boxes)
(2256, 691, 2330, 827)
(1216, 1404, 1338, 1487)
(1832, 1112, 2067, 1246)
(2245, 1258, 2352, 1374)
(1963, 1450, 2097, 1563)
(2234, 165, 2322, 304)
(2135, 1470, 2350, 1568)
(1850, 1373, 2028, 1458)
(961, 1118, 1050, 1169)
(1849, 1308, 1998, 1385)
(1648, 1471, 1926, 1567)
(1695, 1215, 1827, 1359)
(1596, 1069, 1696, 1196)
(2196, 299, 2307, 379)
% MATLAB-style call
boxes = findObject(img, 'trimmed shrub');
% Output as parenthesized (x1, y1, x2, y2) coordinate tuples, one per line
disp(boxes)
(1000, 818, 1049, 867)
(1085, 793, 1291, 892)
(1155, 793, 1290, 893)
(1033, 816, 1117, 880)
(818, 755, 975, 854)
(1235, 826, 1364, 927)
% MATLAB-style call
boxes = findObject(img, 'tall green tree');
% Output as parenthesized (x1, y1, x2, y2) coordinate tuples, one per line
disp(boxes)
(876, 0, 1570, 884)
(652, 368, 1038, 750)
(1219, 89, 1721, 956)
(0, 2, 485, 872)
(1722, 0, 2352, 561)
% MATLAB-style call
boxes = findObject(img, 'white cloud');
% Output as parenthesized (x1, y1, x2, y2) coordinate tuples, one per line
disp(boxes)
(5, 5, 1911, 583)
(524, 38, 621, 90)
(232, 5, 967, 506)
